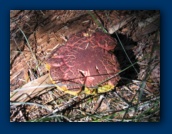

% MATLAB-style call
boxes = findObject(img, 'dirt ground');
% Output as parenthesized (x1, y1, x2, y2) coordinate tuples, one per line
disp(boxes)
(10, 10, 160, 122)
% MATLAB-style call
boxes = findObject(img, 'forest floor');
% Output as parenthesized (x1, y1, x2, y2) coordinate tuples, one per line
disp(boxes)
(10, 10, 160, 122)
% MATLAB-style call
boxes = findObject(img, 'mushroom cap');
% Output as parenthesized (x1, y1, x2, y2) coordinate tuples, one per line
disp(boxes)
(46, 31, 120, 95)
